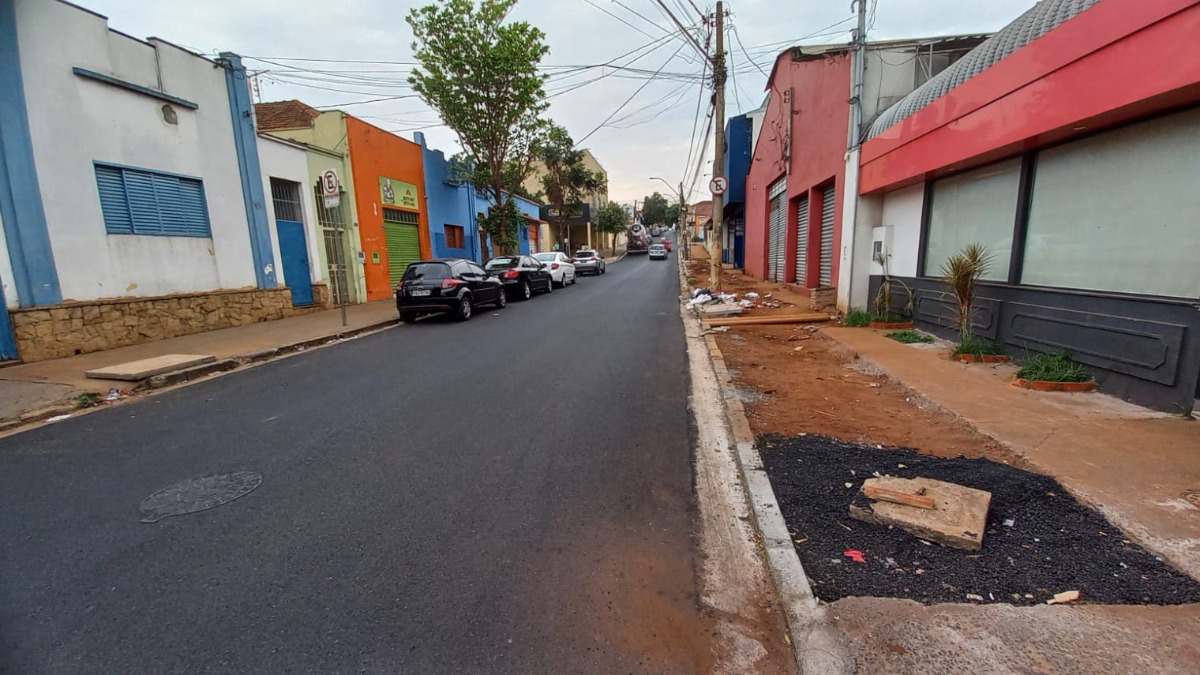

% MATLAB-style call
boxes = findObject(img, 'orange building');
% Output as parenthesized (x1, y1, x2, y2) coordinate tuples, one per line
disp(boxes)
(345, 117, 431, 301)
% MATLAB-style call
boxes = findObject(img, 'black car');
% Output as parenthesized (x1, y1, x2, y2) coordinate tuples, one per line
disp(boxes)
(484, 255, 554, 301)
(396, 259, 506, 322)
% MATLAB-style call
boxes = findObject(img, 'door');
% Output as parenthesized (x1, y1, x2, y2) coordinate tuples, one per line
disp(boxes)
(819, 183, 836, 287)
(795, 194, 810, 287)
(767, 178, 787, 282)
(383, 208, 421, 288)
(0, 277, 16, 361)
(271, 178, 313, 306)
(313, 182, 352, 304)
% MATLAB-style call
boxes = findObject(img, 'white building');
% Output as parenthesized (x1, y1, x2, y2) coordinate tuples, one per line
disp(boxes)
(0, 0, 323, 362)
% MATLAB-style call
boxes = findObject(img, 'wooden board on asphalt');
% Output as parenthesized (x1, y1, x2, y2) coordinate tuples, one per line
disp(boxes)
(86, 354, 218, 381)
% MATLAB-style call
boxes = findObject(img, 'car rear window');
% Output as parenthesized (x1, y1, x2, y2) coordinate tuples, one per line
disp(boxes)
(574, 251, 596, 259)
(485, 257, 519, 270)
(533, 253, 557, 262)
(650, 245, 665, 250)
(402, 262, 450, 281)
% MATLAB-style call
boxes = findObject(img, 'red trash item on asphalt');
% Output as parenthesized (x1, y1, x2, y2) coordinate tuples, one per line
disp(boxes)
(844, 549, 866, 563)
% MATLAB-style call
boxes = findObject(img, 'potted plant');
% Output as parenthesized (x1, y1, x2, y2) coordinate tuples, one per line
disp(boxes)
(1013, 350, 1096, 391)
(941, 243, 1008, 363)
(870, 247, 914, 329)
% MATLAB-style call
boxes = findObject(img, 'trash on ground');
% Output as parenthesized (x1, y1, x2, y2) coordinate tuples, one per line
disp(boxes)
(45, 414, 73, 422)
(1003, 518, 1016, 527)
(1047, 590, 1081, 605)
(745, 292, 760, 299)
(844, 549, 867, 563)
(850, 476, 992, 551)
(966, 593, 984, 602)
(862, 482, 936, 510)
(692, 287, 712, 298)
(738, 300, 755, 309)
(105, 388, 123, 401)
(717, 293, 738, 302)
(699, 304, 743, 318)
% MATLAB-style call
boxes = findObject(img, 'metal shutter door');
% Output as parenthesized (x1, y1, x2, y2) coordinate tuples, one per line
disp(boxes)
(383, 222, 421, 287)
(795, 194, 809, 286)
(767, 178, 787, 282)
(820, 184, 835, 287)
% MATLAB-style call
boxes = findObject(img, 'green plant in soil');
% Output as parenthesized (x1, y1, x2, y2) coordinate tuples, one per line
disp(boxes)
(886, 329, 934, 344)
(873, 246, 913, 324)
(940, 243, 993, 344)
(72, 393, 101, 408)
(1017, 350, 1092, 383)
(843, 309, 872, 327)
(952, 334, 1004, 357)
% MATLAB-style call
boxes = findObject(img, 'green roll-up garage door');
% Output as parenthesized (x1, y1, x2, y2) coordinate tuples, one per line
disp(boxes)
(383, 208, 421, 287)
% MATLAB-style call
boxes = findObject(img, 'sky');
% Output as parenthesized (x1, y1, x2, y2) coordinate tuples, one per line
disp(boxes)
(80, 0, 1036, 205)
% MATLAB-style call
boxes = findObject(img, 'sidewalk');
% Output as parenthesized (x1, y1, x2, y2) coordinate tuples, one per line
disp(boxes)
(823, 326, 1200, 581)
(0, 300, 399, 423)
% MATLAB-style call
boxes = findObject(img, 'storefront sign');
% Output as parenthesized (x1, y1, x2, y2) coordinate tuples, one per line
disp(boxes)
(379, 177, 418, 211)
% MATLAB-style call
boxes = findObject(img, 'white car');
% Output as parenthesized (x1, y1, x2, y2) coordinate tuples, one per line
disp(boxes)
(533, 252, 577, 287)
(649, 244, 668, 260)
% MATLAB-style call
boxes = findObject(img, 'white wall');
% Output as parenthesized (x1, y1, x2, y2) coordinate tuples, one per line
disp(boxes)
(878, 182, 924, 277)
(258, 136, 320, 286)
(16, 0, 256, 301)
(0, 207, 14, 309)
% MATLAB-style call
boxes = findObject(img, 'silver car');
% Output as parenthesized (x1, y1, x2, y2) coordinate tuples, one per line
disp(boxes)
(572, 250, 606, 275)
(649, 244, 668, 260)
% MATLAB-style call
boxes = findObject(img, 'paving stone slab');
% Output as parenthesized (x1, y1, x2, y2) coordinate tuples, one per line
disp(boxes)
(86, 354, 217, 381)
(850, 476, 992, 550)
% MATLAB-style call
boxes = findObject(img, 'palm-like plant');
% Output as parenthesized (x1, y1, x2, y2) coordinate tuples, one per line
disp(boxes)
(940, 243, 993, 342)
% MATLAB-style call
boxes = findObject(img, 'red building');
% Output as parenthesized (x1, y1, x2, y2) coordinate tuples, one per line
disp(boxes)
(743, 35, 985, 303)
(852, 0, 1200, 410)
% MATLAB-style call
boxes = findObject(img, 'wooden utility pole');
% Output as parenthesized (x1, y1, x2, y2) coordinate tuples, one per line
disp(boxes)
(709, 1, 726, 291)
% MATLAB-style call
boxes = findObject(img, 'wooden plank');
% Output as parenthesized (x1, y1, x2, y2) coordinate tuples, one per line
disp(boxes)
(863, 485, 936, 510)
(703, 314, 834, 327)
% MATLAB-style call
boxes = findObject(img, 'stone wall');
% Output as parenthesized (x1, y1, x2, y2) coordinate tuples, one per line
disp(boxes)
(9, 286, 328, 362)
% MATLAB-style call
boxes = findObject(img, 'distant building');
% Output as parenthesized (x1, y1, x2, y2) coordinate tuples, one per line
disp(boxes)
(524, 149, 609, 249)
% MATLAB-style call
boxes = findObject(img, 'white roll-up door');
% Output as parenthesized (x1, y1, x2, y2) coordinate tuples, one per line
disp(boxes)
(819, 183, 836, 287)
(767, 178, 787, 282)
(795, 194, 809, 286)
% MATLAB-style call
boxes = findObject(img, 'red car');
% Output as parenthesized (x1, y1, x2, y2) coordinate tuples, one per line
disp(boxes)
(660, 239, 673, 252)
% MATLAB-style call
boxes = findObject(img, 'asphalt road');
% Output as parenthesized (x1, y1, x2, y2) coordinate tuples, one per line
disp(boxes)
(0, 247, 710, 673)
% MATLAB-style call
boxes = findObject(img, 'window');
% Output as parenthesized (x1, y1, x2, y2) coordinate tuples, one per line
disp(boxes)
(95, 163, 211, 237)
(923, 158, 1020, 281)
(382, 208, 419, 225)
(402, 262, 450, 281)
(444, 224, 465, 249)
(467, 262, 487, 276)
(1021, 108, 1200, 298)
(533, 253, 557, 262)
(270, 178, 303, 222)
(485, 257, 519, 270)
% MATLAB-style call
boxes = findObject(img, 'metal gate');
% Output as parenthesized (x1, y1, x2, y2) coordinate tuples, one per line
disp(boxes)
(270, 178, 313, 306)
(767, 178, 787, 282)
(819, 183, 836, 287)
(313, 186, 352, 305)
(795, 194, 810, 287)
(383, 208, 421, 287)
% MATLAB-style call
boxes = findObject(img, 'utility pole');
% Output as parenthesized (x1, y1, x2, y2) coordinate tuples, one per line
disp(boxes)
(679, 181, 687, 260)
(848, 0, 868, 150)
(709, 1, 727, 291)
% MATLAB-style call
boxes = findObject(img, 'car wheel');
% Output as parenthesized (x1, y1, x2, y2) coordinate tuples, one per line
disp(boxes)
(601, 265, 606, 274)
(495, 289, 507, 309)
(520, 281, 532, 301)
(400, 311, 418, 323)
(545, 277, 553, 294)
(570, 272, 577, 285)
(454, 295, 472, 321)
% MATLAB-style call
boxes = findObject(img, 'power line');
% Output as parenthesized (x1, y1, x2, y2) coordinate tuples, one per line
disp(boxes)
(573, 40, 690, 146)
(583, 0, 662, 40)
(730, 25, 768, 78)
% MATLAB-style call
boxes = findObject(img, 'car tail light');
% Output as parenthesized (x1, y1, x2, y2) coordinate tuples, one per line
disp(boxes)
(441, 278, 461, 289)
(551, 263, 560, 270)
(503, 270, 519, 279)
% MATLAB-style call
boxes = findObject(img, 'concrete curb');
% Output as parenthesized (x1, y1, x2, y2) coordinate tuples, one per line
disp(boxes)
(676, 253, 850, 674)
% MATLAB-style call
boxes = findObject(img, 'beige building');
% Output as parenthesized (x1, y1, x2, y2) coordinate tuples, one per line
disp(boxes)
(524, 149, 610, 250)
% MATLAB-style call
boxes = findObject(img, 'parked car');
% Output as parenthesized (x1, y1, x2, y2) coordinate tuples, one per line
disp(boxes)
(649, 244, 668, 260)
(396, 259, 506, 322)
(659, 238, 672, 253)
(572, 250, 606, 275)
(533, 252, 577, 287)
(484, 255, 554, 300)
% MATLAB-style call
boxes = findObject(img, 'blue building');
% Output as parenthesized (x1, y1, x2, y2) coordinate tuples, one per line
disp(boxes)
(722, 113, 754, 269)
(416, 132, 544, 262)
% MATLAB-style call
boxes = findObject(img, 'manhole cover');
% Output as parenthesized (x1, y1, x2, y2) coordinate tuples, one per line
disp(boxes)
(1183, 490, 1200, 508)
(139, 471, 262, 523)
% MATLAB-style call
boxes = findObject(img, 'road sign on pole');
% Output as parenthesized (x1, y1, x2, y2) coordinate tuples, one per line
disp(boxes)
(321, 169, 340, 209)
(709, 176, 728, 196)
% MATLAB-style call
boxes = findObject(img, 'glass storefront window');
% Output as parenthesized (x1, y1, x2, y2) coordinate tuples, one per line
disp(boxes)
(923, 158, 1020, 281)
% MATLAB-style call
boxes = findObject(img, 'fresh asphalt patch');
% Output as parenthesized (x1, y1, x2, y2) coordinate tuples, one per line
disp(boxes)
(760, 434, 1200, 606)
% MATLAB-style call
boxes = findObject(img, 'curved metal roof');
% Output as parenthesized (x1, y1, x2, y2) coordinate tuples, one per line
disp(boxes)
(866, 0, 1100, 140)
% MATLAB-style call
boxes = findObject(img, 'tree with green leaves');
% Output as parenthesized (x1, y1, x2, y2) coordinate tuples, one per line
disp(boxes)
(595, 202, 630, 256)
(640, 192, 669, 226)
(407, 0, 549, 254)
(665, 202, 681, 229)
(532, 124, 606, 249)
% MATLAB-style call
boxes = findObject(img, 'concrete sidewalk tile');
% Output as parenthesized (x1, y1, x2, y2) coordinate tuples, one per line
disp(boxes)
(86, 354, 216, 381)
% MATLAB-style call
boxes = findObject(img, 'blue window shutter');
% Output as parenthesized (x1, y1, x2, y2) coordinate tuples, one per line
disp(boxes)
(94, 164, 212, 237)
